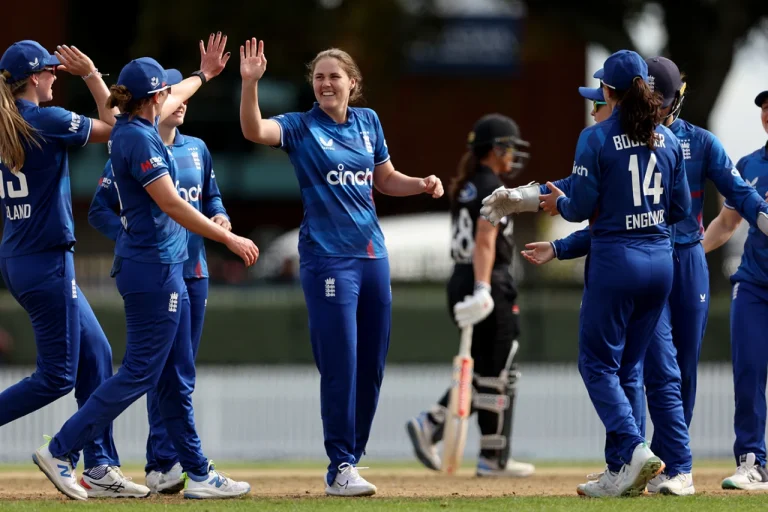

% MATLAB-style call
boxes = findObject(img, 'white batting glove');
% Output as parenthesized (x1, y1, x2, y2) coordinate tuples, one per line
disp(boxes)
(480, 182, 541, 226)
(453, 282, 494, 328)
(759, 211, 768, 237)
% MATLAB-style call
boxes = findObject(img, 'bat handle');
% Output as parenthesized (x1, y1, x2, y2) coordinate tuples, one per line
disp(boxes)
(459, 325, 473, 356)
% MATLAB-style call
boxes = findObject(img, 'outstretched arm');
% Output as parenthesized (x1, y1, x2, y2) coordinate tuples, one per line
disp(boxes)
(239, 38, 281, 146)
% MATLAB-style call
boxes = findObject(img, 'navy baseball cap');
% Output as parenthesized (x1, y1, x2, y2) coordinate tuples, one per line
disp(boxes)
(754, 91, 768, 107)
(645, 57, 683, 108)
(0, 40, 59, 83)
(579, 86, 604, 102)
(593, 50, 648, 91)
(116, 58, 183, 99)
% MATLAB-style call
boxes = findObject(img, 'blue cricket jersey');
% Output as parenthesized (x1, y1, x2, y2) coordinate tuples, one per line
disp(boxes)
(556, 107, 691, 240)
(109, 114, 188, 264)
(89, 131, 227, 277)
(668, 119, 765, 245)
(272, 103, 389, 259)
(0, 100, 92, 257)
(726, 144, 768, 287)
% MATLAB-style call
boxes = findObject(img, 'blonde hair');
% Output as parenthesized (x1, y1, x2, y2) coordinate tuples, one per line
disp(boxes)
(307, 48, 364, 104)
(0, 71, 41, 173)
(106, 85, 151, 117)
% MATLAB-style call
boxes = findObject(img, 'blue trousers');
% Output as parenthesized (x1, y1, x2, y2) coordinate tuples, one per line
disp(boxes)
(300, 255, 392, 485)
(579, 241, 673, 469)
(0, 249, 118, 469)
(145, 277, 208, 474)
(730, 280, 768, 466)
(49, 259, 208, 477)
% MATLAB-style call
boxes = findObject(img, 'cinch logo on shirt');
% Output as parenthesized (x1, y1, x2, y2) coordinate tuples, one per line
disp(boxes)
(140, 157, 164, 173)
(176, 180, 202, 203)
(326, 164, 373, 186)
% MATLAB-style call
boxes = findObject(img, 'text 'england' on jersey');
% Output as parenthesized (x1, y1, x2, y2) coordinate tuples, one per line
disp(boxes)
(109, 114, 188, 265)
(450, 166, 514, 268)
(0, 100, 92, 257)
(728, 146, 768, 287)
(272, 104, 389, 259)
(559, 107, 690, 240)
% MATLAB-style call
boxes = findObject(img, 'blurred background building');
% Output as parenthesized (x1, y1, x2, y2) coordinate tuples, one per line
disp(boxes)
(1, 0, 767, 462)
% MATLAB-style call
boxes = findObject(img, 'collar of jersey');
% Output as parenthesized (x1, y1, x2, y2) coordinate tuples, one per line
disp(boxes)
(310, 102, 355, 126)
(14, 98, 38, 111)
(116, 113, 155, 128)
(167, 130, 186, 147)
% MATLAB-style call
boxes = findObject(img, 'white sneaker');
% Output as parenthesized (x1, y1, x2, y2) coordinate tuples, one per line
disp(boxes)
(146, 462, 185, 494)
(183, 462, 251, 499)
(722, 453, 768, 490)
(577, 469, 621, 497)
(476, 456, 535, 478)
(81, 466, 151, 498)
(32, 438, 87, 501)
(325, 463, 377, 497)
(654, 472, 695, 496)
(615, 442, 665, 497)
(406, 413, 441, 471)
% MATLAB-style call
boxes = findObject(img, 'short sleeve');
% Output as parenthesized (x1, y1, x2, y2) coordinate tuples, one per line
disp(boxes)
(38, 107, 92, 147)
(128, 133, 170, 187)
(270, 113, 305, 152)
(371, 110, 390, 166)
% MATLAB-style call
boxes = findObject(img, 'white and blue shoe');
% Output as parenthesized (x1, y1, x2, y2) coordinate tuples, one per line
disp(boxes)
(406, 412, 441, 471)
(81, 465, 151, 498)
(476, 456, 535, 478)
(32, 436, 88, 501)
(146, 462, 185, 494)
(325, 463, 377, 497)
(722, 453, 768, 490)
(183, 461, 251, 499)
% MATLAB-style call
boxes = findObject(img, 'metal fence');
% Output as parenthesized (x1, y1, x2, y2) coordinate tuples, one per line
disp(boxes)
(0, 363, 748, 464)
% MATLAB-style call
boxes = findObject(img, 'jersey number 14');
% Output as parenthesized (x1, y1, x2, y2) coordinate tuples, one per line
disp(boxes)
(628, 153, 663, 207)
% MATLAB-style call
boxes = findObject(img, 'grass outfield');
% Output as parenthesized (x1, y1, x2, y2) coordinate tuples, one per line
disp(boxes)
(0, 459, 764, 510)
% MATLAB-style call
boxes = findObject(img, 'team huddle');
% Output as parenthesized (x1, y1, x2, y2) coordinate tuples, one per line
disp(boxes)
(0, 31, 767, 502)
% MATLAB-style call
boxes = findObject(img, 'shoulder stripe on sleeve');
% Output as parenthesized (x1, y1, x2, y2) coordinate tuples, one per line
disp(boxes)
(374, 155, 391, 166)
(81, 117, 93, 147)
(142, 171, 169, 188)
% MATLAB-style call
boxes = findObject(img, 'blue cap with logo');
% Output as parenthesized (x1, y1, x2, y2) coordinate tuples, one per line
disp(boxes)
(645, 57, 683, 108)
(0, 40, 60, 83)
(116, 57, 183, 100)
(578, 85, 604, 102)
(593, 50, 648, 91)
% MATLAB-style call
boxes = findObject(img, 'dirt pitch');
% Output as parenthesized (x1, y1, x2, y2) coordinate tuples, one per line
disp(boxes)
(0, 466, 740, 501)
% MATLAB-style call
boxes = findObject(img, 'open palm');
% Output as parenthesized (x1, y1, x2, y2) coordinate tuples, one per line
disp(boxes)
(240, 38, 267, 82)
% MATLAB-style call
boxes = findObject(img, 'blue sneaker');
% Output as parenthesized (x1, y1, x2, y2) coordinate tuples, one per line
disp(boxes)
(406, 412, 441, 471)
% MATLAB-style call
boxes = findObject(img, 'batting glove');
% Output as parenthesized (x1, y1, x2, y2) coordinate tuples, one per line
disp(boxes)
(453, 282, 494, 328)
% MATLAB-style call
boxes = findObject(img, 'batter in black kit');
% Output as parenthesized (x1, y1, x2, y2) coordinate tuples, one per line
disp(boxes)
(406, 114, 535, 477)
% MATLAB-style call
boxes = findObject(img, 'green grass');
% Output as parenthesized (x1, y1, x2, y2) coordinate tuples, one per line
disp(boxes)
(2, 496, 768, 512)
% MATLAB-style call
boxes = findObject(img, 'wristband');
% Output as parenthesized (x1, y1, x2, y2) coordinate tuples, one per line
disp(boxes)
(191, 71, 207, 84)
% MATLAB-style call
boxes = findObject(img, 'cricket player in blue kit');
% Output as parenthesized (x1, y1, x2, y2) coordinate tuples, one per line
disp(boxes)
(0, 40, 153, 497)
(518, 57, 768, 496)
(239, 39, 443, 496)
(485, 50, 692, 497)
(88, 79, 230, 494)
(703, 89, 768, 490)
(34, 41, 258, 502)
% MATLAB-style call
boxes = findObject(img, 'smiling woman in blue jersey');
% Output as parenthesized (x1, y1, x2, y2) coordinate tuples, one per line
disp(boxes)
(239, 38, 444, 496)
(0, 40, 153, 497)
(32, 34, 259, 501)
(87, 75, 230, 495)
(704, 90, 768, 491)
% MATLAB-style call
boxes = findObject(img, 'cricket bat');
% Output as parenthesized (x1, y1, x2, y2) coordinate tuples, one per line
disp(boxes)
(441, 324, 474, 474)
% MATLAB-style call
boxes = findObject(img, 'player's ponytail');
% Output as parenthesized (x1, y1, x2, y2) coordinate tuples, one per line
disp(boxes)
(0, 71, 41, 173)
(617, 77, 663, 150)
(106, 84, 151, 118)
(449, 151, 477, 203)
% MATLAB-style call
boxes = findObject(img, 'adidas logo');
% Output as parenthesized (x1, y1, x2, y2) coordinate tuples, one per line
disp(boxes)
(169, 292, 178, 313)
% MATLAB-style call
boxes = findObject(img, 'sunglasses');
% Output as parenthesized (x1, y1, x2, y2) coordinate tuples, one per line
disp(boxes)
(38, 66, 56, 76)
(592, 100, 607, 111)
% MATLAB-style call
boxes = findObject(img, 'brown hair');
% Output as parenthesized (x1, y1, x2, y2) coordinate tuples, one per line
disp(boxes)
(615, 78, 663, 150)
(0, 71, 41, 173)
(307, 48, 364, 104)
(106, 85, 152, 117)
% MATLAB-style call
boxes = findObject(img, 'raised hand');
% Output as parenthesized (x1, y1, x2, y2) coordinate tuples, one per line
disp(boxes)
(199, 32, 230, 81)
(54, 45, 96, 77)
(240, 38, 267, 83)
(420, 175, 444, 198)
